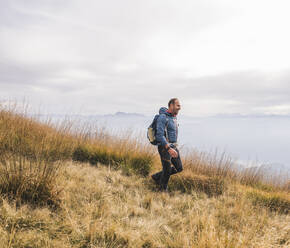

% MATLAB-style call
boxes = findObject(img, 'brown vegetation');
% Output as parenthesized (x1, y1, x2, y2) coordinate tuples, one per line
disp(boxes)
(0, 103, 289, 247)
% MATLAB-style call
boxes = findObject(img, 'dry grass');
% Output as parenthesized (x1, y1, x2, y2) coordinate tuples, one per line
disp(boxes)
(0, 161, 289, 247)
(246, 188, 290, 214)
(72, 143, 154, 177)
(179, 146, 289, 191)
(0, 154, 62, 209)
(0, 103, 155, 207)
(169, 171, 226, 197)
(0, 105, 79, 162)
(0, 105, 81, 208)
(0, 102, 289, 247)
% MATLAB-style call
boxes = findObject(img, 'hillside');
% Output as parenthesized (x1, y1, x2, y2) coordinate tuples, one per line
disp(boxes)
(0, 161, 289, 247)
(0, 106, 289, 247)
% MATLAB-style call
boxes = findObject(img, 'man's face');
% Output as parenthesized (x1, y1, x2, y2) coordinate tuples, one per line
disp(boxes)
(171, 99, 181, 115)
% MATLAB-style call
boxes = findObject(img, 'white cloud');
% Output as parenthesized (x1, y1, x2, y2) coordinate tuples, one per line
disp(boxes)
(253, 104, 290, 115)
(1, 0, 290, 116)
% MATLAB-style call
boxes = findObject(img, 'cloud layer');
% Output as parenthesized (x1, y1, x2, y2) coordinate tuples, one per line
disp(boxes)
(1, 0, 290, 116)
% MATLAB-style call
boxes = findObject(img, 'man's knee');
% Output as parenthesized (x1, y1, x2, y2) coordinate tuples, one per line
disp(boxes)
(173, 157, 183, 173)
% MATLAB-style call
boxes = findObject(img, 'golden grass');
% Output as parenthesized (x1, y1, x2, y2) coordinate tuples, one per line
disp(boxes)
(170, 171, 226, 197)
(1, 102, 288, 194)
(72, 143, 154, 177)
(0, 102, 289, 247)
(0, 154, 63, 209)
(179, 146, 290, 191)
(0, 106, 79, 162)
(246, 189, 290, 214)
(0, 104, 155, 207)
(0, 161, 289, 247)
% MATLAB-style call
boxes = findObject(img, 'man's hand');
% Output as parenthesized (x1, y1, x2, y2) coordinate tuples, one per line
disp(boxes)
(168, 148, 178, 158)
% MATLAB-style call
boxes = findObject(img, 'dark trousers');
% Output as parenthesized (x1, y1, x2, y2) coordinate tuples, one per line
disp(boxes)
(152, 144, 183, 190)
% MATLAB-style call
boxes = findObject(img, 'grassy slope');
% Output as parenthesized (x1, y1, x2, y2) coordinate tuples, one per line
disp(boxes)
(0, 161, 289, 248)
(0, 106, 289, 247)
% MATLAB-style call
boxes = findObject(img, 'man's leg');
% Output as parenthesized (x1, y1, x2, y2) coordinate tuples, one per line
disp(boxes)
(151, 145, 183, 183)
(151, 160, 181, 182)
(169, 146, 183, 175)
(151, 145, 163, 183)
(157, 145, 172, 190)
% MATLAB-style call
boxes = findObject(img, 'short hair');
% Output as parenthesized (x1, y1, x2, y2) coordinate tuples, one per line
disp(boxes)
(168, 98, 178, 108)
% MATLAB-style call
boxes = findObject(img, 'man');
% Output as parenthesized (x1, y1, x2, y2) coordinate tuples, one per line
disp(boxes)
(151, 98, 183, 192)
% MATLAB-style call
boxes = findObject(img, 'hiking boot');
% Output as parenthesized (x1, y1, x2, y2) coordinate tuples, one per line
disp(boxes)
(159, 185, 168, 193)
(151, 174, 160, 185)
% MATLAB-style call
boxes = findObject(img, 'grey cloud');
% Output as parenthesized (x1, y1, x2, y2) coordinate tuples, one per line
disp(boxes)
(0, 0, 289, 116)
(179, 71, 290, 106)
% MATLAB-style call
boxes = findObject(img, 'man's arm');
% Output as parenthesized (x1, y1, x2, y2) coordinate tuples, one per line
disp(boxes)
(156, 114, 178, 157)
(155, 114, 169, 148)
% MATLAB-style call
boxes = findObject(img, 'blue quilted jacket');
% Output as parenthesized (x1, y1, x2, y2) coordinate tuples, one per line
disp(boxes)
(155, 107, 178, 147)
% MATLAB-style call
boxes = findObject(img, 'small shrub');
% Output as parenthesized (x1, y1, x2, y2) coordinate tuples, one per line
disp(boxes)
(142, 240, 154, 248)
(0, 155, 62, 208)
(83, 226, 129, 247)
(73, 144, 153, 177)
(121, 163, 134, 176)
(72, 145, 91, 163)
(252, 182, 275, 192)
(90, 149, 111, 166)
(171, 174, 226, 197)
(246, 190, 290, 214)
(129, 155, 153, 177)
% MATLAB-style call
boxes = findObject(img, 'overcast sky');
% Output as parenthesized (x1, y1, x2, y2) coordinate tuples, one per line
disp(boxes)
(1, 0, 290, 117)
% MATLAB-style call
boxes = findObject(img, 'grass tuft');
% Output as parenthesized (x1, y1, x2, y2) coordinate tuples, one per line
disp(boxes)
(246, 189, 290, 214)
(72, 144, 153, 177)
(0, 154, 62, 208)
(171, 172, 226, 197)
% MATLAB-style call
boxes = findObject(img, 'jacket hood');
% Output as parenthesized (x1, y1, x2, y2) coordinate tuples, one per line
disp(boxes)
(159, 106, 177, 117)
(160, 106, 177, 116)
(159, 107, 168, 115)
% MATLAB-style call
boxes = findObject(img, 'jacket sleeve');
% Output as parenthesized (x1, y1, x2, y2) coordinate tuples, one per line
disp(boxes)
(155, 114, 169, 147)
